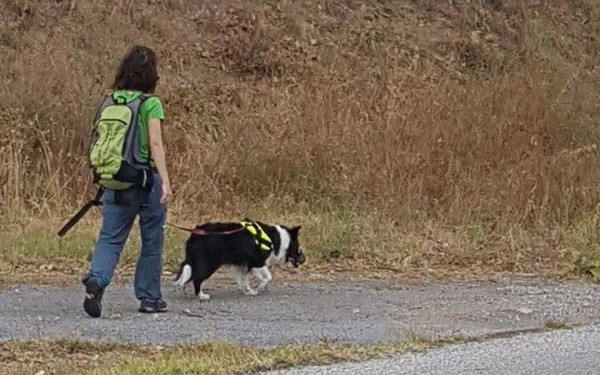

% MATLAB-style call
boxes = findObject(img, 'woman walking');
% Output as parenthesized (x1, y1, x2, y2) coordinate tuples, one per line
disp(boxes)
(82, 45, 172, 318)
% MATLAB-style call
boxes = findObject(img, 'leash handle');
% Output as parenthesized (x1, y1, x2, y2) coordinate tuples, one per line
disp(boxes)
(57, 201, 95, 237)
(57, 187, 104, 237)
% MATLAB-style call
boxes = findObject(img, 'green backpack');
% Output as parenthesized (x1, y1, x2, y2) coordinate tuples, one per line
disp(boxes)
(89, 93, 151, 190)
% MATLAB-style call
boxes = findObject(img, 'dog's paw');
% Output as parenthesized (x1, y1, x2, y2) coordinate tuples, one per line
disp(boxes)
(185, 291, 196, 299)
(173, 285, 189, 297)
(244, 289, 258, 296)
(198, 292, 211, 301)
(256, 283, 270, 293)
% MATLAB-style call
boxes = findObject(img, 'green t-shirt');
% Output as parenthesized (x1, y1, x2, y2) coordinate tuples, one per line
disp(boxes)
(112, 90, 165, 161)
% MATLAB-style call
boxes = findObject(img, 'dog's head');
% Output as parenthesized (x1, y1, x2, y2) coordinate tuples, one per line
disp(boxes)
(285, 226, 306, 268)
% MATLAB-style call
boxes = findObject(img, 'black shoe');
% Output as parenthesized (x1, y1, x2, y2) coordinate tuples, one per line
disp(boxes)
(138, 298, 168, 313)
(83, 278, 104, 318)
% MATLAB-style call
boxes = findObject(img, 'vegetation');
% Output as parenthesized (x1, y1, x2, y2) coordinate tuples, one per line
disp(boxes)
(1, 338, 433, 375)
(1, 0, 599, 278)
(2, 322, 573, 375)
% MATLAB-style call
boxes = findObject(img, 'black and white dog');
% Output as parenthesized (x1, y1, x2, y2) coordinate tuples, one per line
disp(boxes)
(172, 221, 306, 300)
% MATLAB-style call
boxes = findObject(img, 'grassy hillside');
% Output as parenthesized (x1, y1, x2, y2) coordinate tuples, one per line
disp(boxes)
(1, 0, 599, 277)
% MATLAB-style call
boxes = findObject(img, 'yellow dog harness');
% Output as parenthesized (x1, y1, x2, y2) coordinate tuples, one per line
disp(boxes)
(240, 220, 274, 251)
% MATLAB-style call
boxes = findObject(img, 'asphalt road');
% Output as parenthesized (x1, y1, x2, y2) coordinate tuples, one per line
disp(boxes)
(261, 324, 600, 375)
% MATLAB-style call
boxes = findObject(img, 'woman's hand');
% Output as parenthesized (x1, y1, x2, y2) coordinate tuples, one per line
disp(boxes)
(161, 181, 172, 204)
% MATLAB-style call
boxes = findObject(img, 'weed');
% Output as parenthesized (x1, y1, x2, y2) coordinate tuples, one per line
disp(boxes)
(1, 0, 599, 277)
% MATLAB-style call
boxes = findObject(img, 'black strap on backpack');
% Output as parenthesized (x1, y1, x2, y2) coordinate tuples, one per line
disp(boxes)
(57, 186, 104, 237)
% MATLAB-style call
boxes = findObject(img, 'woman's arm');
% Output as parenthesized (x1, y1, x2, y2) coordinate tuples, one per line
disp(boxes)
(148, 118, 172, 204)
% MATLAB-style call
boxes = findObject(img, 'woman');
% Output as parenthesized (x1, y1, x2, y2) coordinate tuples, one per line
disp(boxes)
(81, 45, 172, 318)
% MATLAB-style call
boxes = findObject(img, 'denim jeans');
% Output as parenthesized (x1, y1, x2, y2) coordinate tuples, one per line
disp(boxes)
(82, 174, 166, 301)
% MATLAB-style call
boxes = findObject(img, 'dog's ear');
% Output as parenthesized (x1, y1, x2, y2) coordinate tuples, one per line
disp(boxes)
(290, 226, 302, 237)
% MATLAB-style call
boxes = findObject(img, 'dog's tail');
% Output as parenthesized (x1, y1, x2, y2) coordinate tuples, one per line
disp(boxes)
(173, 262, 192, 287)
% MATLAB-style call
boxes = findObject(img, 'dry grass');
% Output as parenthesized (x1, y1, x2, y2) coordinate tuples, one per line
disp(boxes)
(543, 319, 569, 330)
(1, 0, 599, 278)
(0, 340, 149, 375)
(1, 338, 434, 375)
(2, 321, 575, 375)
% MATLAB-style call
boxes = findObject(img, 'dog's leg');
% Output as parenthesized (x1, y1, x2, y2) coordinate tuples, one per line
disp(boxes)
(252, 266, 272, 292)
(251, 267, 265, 288)
(234, 266, 257, 296)
(193, 279, 211, 301)
(181, 282, 193, 298)
(173, 263, 193, 297)
(174, 281, 195, 299)
(198, 289, 211, 301)
(233, 266, 246, 290)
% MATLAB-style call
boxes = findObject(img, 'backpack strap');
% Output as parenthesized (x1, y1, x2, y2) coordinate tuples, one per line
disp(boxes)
(122, 94, 152, 168)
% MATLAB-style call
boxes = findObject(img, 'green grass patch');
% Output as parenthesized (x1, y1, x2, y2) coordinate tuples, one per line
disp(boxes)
(0, 214, 191, 274)
(3, 207, 599, 283)
(561, 216, 600, 282)
(0, 206, 407, 275)
(89, 339, 434, 375)
(543, 319, 569, 330)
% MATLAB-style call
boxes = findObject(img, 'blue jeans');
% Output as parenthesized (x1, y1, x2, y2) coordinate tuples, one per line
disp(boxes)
(82, 175, 166, 301)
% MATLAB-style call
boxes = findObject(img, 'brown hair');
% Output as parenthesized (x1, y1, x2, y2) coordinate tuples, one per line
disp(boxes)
(112, 45, 159, 93)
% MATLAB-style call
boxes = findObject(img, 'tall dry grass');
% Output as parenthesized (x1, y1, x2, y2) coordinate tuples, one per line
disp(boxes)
(1, 0, 599, 275)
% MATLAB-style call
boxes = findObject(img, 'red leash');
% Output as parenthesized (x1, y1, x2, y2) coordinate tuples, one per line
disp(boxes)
(166, 222, 246, 237)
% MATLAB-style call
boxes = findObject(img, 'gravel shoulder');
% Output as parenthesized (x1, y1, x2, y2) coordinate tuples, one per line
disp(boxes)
(1, 278, 599, 346)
